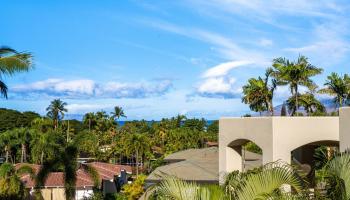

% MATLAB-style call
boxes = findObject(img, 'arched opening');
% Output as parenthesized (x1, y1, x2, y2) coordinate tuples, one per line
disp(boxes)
(227, 139, 263, 172)
(291, 140, 339, 188)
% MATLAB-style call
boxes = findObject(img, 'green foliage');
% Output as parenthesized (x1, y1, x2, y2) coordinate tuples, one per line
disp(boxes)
(122, 175, 146, 200)
(272, 55, 323, 116)
(242, 68, 276, 116)
(0, 108, 40, 131)
(46, 99, 68, 129)
(244, 142, 262, 154)
(0, 163, 32, 199)
(320, 153, 350, 200)
(153, 161, 305, 200)
(319, 72, 350, 108)
(0, 46, 33, 98)
(154, 176, 226, 200)
(36, 145, 79, 200)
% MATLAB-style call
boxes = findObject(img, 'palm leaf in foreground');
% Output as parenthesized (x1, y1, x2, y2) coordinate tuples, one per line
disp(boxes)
(155, 176, 225, 200)
(322, 153, 350, 200)
(235, 162, 305, 200)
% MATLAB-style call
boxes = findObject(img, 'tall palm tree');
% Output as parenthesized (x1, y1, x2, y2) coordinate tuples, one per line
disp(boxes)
(319, 72, 350, 109)
(14, 128, 32, 163)
(36, 145, 78, 200)
(111, 106, 126, 120)
(242, 68, 276, 116)
(46, 99, 68, 130)
(35, 144, 100, 200)
(30, 130, 59, 164)
(272, 55, 323, 115)
(0, 131, 16, 163)
(0, 46, 33, 98)
(126, 133, 150, 177)
(83, 112, 96, 132)
(0, 163, 34, 200)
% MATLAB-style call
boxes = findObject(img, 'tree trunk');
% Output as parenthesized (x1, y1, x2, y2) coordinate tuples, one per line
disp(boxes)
(41, 151, 44, 164)
(89, 119, 91, 132)
(66, 120, 70, 142)
(135, 150, 139, 177)
(21, 143, 26, 163)
(5, 147, 9, 163)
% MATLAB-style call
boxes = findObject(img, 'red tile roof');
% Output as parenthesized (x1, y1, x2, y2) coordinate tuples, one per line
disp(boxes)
(16, 162, 132, 189)
(85, 162, 132, 181)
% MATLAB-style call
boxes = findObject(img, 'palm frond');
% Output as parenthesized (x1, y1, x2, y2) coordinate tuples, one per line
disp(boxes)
(235, 161, 305, 200)
(323, 153, 350, 199)
(0, 53, 33, 75)
(0, 80, 8, 98)
(156, 176, 200, 200)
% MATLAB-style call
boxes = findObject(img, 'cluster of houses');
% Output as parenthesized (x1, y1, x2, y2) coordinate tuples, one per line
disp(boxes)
(16, 162, 132, 200)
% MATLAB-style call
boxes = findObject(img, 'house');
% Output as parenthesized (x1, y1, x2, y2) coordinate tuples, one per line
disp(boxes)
(219, 107, 350, 184)
(145, 147, 261, 186)
(16, 162, 132, 200)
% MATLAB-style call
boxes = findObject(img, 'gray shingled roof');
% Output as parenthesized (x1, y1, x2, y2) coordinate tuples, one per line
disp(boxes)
(148, 147, 218, 183)
(146, 147, 262, 184)
(164, 147, 218, 162)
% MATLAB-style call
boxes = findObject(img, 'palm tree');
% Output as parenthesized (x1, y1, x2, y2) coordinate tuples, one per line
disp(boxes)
(31, 117, 54, 133)
(14, 128, 32, 163)
(0, 131, 16, 163)
(242, 68, 276, 116)
(0, 163, 34, 199)
(126, 133, 150, 177)
(319, 72, 350, 110)
(111, 106, 126, 120)
(46, 99, 68, 129)
(83, 112, 96, 132)
(272, 55, 323, 115)
(35, 144, 100, 200)
(30, 130, 59, 164)
(0, 46, 33, 98)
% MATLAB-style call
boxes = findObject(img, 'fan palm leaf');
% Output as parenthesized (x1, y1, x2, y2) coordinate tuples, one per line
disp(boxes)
(322, 153, 350, 200)
(234, 162, 305, 200)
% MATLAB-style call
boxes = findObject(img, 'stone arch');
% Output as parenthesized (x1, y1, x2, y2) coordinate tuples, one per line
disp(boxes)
(227, 139, 263, 172)
(290, 140, 339, 187)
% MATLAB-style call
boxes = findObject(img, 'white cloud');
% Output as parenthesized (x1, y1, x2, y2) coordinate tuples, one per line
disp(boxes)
(198, 77, 236, 94)
(66, 103, 111, 113)
(195, 61, 252, 98)
(11, 78, 173, 99)
(201, 60, 253, 78)
(12, 79, 96, 97)
(258, 38, 273, 47)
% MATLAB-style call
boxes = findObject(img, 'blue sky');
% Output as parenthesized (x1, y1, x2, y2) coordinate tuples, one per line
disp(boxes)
(1, 0, 350, 120)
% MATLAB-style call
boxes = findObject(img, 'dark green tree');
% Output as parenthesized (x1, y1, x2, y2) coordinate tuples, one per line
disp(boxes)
(272, 55, 323, 115)
(46, 99, 68, 130)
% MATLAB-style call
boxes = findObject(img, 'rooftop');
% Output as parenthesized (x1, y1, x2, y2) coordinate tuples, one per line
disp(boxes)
(16, 162, 132, 189)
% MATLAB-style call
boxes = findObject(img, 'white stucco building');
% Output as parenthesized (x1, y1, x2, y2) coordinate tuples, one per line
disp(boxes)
(219, 107, 350, 183)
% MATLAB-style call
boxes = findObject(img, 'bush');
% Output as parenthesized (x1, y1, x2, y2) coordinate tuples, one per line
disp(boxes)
(122, 175, 146, 200)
